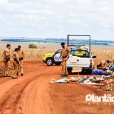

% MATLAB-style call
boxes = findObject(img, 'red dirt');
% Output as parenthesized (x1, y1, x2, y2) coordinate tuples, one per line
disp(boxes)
(0, 60, 114, 114)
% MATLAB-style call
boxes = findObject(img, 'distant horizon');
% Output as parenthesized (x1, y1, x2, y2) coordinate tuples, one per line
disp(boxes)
(0, 36, 114, 42)
(1, 37, 114, 47)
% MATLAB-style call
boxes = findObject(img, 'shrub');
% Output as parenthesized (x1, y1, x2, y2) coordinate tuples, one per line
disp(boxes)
(28, 44, 37, 48)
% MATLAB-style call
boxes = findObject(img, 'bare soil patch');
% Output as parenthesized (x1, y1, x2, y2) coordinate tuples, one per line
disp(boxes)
(0, 60, 113, 114)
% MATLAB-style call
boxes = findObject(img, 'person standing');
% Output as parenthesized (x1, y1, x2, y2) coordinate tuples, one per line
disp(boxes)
(12, 48, 20, 79)
(59, 42, 70, 76)
(3, 44, 11, 77)
(18, 45, 24, 76)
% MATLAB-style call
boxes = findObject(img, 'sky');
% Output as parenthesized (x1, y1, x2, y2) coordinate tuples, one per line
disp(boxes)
(0, 0, 114, 40)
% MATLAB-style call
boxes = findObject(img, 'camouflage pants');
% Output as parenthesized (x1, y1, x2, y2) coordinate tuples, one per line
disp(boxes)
(3, 58, 10, 76)
(13, 60, 19, 77)
(19, 60, 23, 74)
(62, 58, 68, 75)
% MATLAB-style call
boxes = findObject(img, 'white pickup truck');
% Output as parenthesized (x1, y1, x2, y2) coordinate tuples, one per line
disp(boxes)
(67, 48, 96, 74)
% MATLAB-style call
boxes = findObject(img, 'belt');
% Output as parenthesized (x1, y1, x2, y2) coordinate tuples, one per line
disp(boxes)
(62, 56, 67, 58)
(4, 57, 10, 61)
(13, 59, 19, 64)
(19, 57, 23, 60)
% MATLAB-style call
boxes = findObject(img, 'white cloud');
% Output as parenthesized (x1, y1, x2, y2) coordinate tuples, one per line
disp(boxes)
(47, 0, 67, 4)
(0, 0, 114, 40)
(0, 0, 8, 5)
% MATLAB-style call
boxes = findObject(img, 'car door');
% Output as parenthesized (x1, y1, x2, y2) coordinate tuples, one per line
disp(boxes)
(53, 49, 63, 62)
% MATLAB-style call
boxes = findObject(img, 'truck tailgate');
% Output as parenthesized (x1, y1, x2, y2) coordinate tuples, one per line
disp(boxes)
(67, 56, 91, 67)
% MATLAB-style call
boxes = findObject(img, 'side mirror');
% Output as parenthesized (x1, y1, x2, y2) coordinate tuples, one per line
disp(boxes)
(55, 52, 58, 54)
(55, 51, 60, 54)
(92, 56, 96, 58)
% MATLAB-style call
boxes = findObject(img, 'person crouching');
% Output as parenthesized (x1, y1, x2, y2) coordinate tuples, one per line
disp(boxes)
(97, 60, 111, 70)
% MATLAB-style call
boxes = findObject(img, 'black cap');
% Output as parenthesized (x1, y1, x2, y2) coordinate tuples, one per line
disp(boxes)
(6, 44, 11, 47)
(61, 42, 65, 45)
(14, 48, 19, 52)
(106, 60, 110, 63)
(18, 45, 21, 48)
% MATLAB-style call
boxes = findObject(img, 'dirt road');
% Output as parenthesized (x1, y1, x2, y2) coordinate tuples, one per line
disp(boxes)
(0, 61, 114, 114)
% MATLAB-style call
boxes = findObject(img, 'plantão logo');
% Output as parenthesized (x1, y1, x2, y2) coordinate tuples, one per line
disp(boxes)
(86, 94, 114, 103)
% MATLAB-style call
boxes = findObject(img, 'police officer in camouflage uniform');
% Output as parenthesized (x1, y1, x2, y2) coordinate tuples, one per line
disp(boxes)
(12, 48, 20, 79)
(18, 45, 24, 76)
(59, 42, 70, 77)
(3, 44, 11, 77)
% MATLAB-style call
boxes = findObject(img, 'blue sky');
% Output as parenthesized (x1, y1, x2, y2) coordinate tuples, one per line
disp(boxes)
(0, 0, 114, 40)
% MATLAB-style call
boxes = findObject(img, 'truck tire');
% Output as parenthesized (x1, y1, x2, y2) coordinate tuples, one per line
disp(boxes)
(67, 67, 72, 73)
(86, 69, 93, 74)
(55, 62, 61, 65)
(90, 69, 93, 74)
(46, 58, 53, 66)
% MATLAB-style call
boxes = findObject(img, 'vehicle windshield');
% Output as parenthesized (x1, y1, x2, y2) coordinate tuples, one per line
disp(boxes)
(72, 50, 90, 58)
(56, 49, 77, 54)
(56, 48, 90, 58)
(56, 49, 62, 53)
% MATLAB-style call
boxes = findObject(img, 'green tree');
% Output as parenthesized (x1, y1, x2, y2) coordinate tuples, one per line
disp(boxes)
(28, 44, 37, 48)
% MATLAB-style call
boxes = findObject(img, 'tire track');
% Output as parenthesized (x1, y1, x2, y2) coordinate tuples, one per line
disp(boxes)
(0, 65, 60, 114)
(17, 70, 58, 114)
(0, 78, 11, 84)
(0, 64, 48, 85)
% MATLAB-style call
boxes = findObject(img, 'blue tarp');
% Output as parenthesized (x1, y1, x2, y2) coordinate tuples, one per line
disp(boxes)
(93, 69, 110, 75)
(110, 66, 114, 71)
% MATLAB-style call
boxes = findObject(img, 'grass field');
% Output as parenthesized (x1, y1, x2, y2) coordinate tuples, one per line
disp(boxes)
(0, 42, 114, 60)
(0, 47, 114, 60)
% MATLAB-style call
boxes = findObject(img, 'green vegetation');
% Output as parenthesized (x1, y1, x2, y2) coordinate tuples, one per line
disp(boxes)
(28, 44, 37, 48)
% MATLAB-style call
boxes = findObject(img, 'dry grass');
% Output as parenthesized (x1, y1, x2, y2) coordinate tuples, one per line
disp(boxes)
(24, 48, 57, 60)
(0, 47, 114, 76)
(0, 47, 114, 60)
(0, 48, 57, 60)
(92, 49, 114, 59)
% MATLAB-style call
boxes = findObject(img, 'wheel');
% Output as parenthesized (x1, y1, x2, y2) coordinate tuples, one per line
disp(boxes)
(90, 69, 93, 74)
(67, 67, 72, 73)
(46, 58, 53, 66)
(55, 62, 61, 65)
(86, 69, 93, 74)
